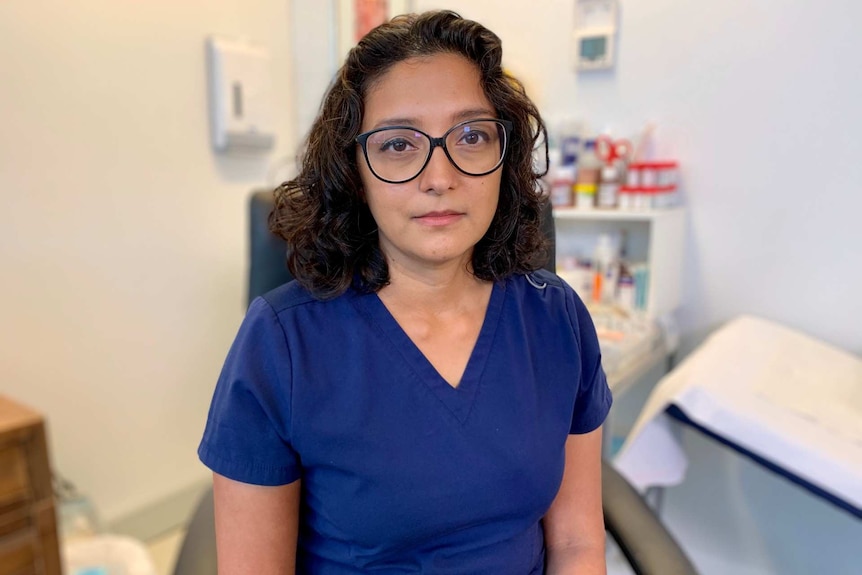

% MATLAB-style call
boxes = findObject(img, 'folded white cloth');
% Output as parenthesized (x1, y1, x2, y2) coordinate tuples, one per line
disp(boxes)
(613, 315, 862, 510)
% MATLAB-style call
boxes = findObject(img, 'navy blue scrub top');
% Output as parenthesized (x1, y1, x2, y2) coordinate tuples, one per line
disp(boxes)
(199, 269, 612, 574)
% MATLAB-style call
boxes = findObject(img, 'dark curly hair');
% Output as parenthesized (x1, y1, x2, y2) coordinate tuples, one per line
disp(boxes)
(270, 10, 549, 299)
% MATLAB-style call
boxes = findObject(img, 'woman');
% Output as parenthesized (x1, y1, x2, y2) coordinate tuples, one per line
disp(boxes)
(199, 10, 611, 574)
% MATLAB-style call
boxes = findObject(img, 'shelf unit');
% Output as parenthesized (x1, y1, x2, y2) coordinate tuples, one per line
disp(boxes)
(552, 206, 686, 319)
(554, 207, 686, 459)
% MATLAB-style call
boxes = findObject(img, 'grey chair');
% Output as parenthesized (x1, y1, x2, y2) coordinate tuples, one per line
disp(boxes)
(173, 190, 698, 575)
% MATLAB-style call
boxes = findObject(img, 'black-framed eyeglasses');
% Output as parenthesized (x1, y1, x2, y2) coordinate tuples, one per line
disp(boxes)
(356, 118, 513, 184)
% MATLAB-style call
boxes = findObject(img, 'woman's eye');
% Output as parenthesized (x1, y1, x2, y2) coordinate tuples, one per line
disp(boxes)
(380, 138, 415, 153)
(459, 130, 489, 146)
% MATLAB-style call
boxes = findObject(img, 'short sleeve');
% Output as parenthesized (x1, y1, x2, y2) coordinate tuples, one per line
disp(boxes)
(198, 297, 301, 485)
(565, 286, 613, 434)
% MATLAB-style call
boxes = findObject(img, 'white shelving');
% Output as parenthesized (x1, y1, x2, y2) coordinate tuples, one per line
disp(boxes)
(553, 207, 680, 222)
(555, 206, 686, 459)
(553, 206, 686, 318)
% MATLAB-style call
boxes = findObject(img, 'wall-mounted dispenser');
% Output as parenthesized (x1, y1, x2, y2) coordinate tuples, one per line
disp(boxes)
(206, 36, 275, 154)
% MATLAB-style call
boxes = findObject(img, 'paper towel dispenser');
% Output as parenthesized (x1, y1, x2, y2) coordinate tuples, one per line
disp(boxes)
(206, 36, 275, 154)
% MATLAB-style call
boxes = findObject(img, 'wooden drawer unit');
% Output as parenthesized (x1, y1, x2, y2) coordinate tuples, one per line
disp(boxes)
(0, 396, 61, 575)
(0, 444, 31, 508)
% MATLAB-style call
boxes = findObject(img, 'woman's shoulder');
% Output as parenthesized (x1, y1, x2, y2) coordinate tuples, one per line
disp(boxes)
(248, 280, 362, 329)
(508, 269, 584, 306)
(506, 270, 593, 331)
(256, 279, 319, 315)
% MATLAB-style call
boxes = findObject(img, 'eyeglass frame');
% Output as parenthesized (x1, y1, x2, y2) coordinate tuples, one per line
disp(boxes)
(355, 118, 514, 184)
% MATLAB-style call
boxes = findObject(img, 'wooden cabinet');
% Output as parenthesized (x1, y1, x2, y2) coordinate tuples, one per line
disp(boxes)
(0, 396, 61, 575)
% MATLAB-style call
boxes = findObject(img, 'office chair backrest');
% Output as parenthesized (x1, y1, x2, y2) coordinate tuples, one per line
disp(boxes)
(248, 190, 295, 306)
(246, 188, 557, 305)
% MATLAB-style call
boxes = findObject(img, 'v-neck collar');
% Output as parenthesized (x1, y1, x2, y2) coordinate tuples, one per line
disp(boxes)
(352, 279, 507, 424)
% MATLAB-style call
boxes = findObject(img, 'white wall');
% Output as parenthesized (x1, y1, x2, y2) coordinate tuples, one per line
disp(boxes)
(0, 0, 294, 524)
(404, 1, 862, 573)
(291, 1, 339, 143)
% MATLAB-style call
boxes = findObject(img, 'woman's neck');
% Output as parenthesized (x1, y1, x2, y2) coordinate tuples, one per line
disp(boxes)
(378, 256, 490, 315)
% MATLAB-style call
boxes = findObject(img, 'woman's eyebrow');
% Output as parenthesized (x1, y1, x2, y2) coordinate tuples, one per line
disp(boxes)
(370, 108, 497, 131)
(371, 117, 418, 129)
(451, 108, 496, 123)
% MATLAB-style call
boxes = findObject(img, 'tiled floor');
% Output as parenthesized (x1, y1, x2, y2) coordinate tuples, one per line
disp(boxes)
(145, 528, 634, 575)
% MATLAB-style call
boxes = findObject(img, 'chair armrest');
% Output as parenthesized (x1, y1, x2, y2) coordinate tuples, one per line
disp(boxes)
(602, 461, 698, 575)
(172, 487, 217, 575)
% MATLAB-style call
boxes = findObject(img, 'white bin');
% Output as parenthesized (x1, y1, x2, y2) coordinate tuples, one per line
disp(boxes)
(63, 534, 158, 575)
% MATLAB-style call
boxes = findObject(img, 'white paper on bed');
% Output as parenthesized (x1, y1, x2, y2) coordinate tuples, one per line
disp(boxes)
(613, 315, 862, 509)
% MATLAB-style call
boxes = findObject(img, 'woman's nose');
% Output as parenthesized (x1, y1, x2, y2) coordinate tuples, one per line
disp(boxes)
(416, 146, 457, 194)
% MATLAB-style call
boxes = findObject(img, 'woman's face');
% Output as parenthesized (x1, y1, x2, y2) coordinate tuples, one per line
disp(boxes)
(357, 52, 502, 275)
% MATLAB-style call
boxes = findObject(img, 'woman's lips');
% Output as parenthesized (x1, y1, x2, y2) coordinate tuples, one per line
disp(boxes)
(414, 211, 464, 226)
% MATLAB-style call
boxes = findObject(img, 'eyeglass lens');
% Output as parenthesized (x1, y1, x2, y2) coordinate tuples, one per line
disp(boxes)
(363, 120, 506, 183)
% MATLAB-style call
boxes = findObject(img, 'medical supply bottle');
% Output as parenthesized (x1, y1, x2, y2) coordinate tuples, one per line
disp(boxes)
(575, 139, 601, 209)
(592, 234, 619, 304)
(617, 268, 635, 311)
(560, 130, 581, 166)
(598, 164, 621, 208)
(546, 148, 575, 207)
(550, 167, 575, 207)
